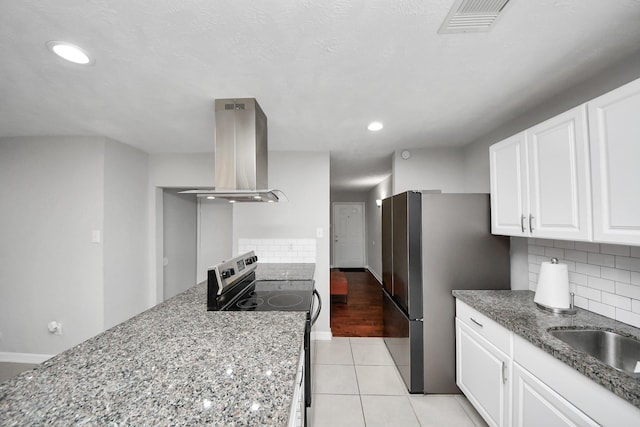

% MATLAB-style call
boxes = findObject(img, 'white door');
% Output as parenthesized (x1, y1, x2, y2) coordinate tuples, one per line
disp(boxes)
(333, 202, 365, 268)
(527, 105, 591, 241)
(589, 77, 640, 245)
(490, 131, 529, 236)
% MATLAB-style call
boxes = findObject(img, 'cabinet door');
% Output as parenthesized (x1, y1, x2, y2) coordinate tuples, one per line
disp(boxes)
(588, 78, 640, 245)
(512, 363, 598, 427)
(527, 105, 591, 240)
(456, 319, 510, 427)
(490, 132, 529, 237)
(527, 105, 591, 241)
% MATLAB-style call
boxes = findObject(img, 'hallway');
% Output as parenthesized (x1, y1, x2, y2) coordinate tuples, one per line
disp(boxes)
(330, 269, 383, 337)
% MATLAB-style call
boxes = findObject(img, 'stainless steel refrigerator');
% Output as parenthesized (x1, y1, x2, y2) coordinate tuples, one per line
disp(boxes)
(382, 191, 510, 394)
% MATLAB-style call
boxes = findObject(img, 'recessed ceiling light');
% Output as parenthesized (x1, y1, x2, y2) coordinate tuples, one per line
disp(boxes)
(46, 41, 94, 65)
(368, 121, 383, 131)
(206, 196, 216, 200)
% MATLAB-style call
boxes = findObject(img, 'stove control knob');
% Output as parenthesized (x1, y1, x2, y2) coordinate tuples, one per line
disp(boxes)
(221, 268, 234, 279)
(252, 256, 258, 263)
(245, 258, 253, 265)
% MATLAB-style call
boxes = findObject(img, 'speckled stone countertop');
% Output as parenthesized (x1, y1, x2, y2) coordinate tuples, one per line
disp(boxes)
(255, 263, 315, 281)
(0, 283, 307, 426)
(453, 290, 640, 408)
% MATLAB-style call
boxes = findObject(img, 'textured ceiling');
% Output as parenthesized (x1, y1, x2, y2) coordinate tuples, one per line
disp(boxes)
(2, 1, 640, 191)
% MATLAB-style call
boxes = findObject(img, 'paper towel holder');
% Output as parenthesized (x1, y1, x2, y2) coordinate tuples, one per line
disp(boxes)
(536, 292, 577, 315)
(535, 258, 577, 315)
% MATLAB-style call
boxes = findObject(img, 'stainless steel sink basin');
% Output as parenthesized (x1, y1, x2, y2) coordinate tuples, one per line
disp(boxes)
(548, 328, 640, 376)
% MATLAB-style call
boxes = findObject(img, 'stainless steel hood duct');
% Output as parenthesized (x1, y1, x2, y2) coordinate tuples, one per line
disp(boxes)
(180, 98, 287, 203)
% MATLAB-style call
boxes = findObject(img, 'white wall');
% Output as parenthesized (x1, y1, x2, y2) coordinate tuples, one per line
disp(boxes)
(365, 176, 392, 282)
(162, 191, 198, 300)
(197, 201, 233, 283)
(392, 147, 465, 194)
(103, 140, 149, 329)
(147, 153, 215, 303)
(0, 137, 105, 357)
(232, 151, 331, 337)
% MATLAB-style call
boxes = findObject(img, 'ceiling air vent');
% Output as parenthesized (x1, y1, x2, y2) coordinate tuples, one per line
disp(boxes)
(438, 0, 511, 34)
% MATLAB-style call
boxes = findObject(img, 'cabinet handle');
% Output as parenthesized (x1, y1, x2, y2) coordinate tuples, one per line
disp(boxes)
(521, 214, 526, 233)
(470, 317, 483, 328)
(502, 361, 507, 384)
(529, 214, 535, 233)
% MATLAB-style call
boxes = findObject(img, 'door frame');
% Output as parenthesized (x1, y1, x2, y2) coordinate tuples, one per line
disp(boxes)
(331, 202, 366, 268)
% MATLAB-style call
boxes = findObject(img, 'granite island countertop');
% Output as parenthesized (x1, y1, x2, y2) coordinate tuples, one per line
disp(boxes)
(453, 289, 640, 408)
(255, 263, 315, 281)
(0, 283, 307, 426)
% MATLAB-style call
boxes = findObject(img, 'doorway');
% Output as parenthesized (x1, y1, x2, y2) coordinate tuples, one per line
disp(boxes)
(332, 202, 365, 268)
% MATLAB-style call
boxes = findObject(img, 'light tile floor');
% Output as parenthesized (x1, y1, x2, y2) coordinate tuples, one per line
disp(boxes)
(309, 337, 488, 427)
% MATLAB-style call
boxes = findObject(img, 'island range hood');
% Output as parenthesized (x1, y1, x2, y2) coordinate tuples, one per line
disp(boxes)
(180, 98, 287, 203)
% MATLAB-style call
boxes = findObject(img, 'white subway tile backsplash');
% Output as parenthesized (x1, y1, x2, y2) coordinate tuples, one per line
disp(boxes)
(600, 244, 630, 257)
(528, 245, 546, 256)
(544, 247, 565, 259)
(575, 284, 601, 301)
(535, 238, 555, 247)
(564, 250, 588, 263)
(554, 240, 575, 250)
(574, 241, 600, 253)
(575, 262, 601, 277)
(588, 300, 616, 318)
(561, 260, 576, 272)
(587, 276, 615, 293)
(615, 256, 640, 273)
(601, 267, 630, 284)
(573, 295, 589, 309)
(568, 271, 588, 286)
(238, 238, 316, 263)
(586, 252, 615, 267)
(615, 283, 640, 300)
(601, 292, 632, 310)
(615, 309, 640, 329)
(528, 238, 640, 329)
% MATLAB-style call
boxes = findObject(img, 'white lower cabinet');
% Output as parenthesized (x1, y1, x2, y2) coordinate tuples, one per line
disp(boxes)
(456, 300, 640, 427)
(288, 347, 305, 427)
(512, 362, 598, 427)
(456, 319, 510, 427)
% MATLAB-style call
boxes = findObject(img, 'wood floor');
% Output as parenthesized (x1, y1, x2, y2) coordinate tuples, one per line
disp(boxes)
(330, 269, 384, 337)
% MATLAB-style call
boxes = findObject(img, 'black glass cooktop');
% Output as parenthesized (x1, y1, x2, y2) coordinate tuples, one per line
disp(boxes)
(226, 280, 314, 312)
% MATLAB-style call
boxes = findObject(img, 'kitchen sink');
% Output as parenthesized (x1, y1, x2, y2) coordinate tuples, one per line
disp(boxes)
(548, 328, 640, 377)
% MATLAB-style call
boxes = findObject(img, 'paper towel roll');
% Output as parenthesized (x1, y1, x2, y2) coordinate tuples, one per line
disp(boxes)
(534, 258, 570, 309)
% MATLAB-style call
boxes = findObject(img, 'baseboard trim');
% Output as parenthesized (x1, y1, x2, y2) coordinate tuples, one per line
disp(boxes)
(0, 352, 55, 364)
(364, 265, 382, 284)
(311, 331, 333, 341)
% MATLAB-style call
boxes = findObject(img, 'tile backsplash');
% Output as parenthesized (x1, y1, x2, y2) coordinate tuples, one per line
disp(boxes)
(238, 238, 316, 263)
(528, 239, 640, 328)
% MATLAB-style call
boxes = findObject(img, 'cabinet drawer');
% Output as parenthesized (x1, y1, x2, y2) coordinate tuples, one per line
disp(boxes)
(456, 299, 512, 356)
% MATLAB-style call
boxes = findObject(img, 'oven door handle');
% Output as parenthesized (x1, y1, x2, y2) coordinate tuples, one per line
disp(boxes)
(311, 289, 322, 326)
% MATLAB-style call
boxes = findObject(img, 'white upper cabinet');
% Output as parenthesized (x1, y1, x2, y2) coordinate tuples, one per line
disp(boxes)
(588, 78, 640, 246)
(490, 132, 528, 236)
(527, 106, 591, 240)
(490, 105, 592, 240)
